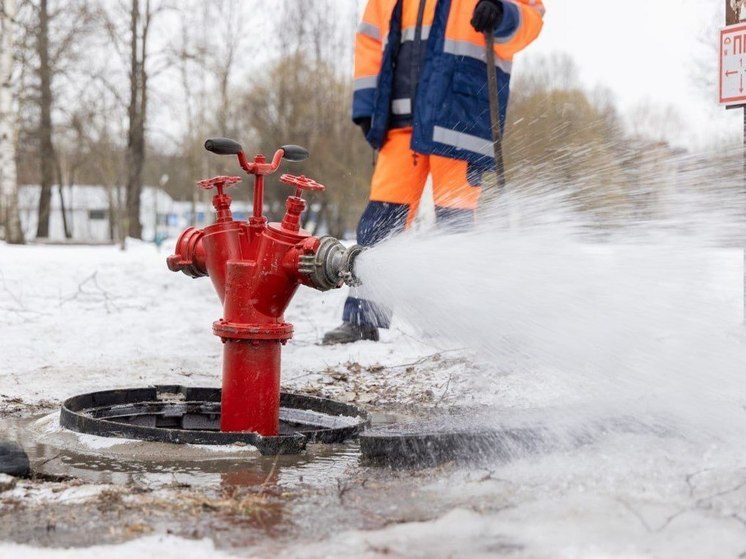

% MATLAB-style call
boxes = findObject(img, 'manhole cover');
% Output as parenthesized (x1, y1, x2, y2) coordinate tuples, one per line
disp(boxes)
(61, 385, 369, 455)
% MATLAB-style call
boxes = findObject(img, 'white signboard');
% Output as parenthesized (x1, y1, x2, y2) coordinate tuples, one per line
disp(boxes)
(720, 23, 746, 105)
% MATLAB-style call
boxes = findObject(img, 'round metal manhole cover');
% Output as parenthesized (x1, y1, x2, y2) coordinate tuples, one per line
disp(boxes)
(61, 385, 369, 455)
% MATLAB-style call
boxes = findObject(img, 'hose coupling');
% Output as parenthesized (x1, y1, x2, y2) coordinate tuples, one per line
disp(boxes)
(298, 236, 365, 291)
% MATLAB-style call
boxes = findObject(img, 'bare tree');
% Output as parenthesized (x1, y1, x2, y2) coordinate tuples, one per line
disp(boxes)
(94, 111, 125, 243)
(235, 1, 371, 237)
(12, 0, 94, 239)
(209, 0, 244, 136)
(505, 58, 632, 220)
(162, 1, 258, 225)
(167, 1, 213, 225)
(625, 100, 684, 146)
(124, 0, 155, 240)
(0, 0, 24, 243)
(34, 0, 54, 238)
(511, 52, 582, 99)
(53, 110, 98, 239)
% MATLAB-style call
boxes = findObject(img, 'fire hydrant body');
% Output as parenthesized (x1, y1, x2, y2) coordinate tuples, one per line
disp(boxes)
(167, 139, 361, 436)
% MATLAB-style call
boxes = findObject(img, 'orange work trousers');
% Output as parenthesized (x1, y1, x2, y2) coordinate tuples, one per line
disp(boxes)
(369, 127, 481, 227)
(343, 127, 482, 328)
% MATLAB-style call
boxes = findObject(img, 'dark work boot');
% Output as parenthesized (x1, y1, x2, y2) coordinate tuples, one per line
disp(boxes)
(322, 321, 379, 345)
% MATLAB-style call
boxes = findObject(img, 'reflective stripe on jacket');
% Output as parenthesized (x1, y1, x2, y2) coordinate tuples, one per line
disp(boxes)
(389, 0, 437, 128)
(353, 0, 544, 168)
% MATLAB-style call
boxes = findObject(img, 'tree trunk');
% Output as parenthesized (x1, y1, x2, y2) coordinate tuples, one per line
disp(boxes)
(105, 182, 115, 242)
(36, 0, 55, 239)
(54, 155, 71, 239)
(0, 0, 24, 244)
(125, 0, 145, 240)
(118, 184, 126, 250)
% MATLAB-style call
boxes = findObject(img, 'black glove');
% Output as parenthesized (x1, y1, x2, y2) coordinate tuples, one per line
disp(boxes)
(471, 0, 504, 33)
(355, 117, 372, 140)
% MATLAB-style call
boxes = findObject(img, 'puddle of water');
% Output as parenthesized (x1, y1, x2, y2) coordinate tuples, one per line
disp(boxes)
(50, 441, 362, 489)
(0, 412, 400, 490)
(0, 409, 466, 551)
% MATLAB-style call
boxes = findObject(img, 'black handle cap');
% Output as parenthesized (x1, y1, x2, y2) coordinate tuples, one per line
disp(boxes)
(281, 144, 309, 162)
(204, 138, 243, 155)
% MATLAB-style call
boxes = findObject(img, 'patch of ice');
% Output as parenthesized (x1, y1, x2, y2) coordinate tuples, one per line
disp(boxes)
(74, 432, 140, 449)
(279, 406, 362, 428)
(284, 508, 508, 559)
(283, 502, 746, 559)
(54, 484, 112, 504)
(33, 412, 62, 434)
(187, 443, 258, 453)
(0, 534, 241, 558)
(5, 483, 112, 504)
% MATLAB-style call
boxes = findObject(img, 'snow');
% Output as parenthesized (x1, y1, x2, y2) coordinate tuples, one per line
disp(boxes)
(186, 443, 257, 453)
(0, 473, 16, 492)
(282, 434, 746, 558)
(31, 413, 141, 452)
(3, 238, 746, 557)
(0, 535, 243, 559)
(4, 482, 112, 505)
(73, 432, 142, 450)
(0, 239, 449, 407)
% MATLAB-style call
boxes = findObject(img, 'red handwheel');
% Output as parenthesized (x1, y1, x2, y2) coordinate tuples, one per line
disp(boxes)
(280, 174, 325, 196)
(197, 176, 242, 196)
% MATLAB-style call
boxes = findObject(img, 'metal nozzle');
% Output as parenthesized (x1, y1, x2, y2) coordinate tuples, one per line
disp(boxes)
(338, 243, 364, 288)
(298, 237, 365, 291)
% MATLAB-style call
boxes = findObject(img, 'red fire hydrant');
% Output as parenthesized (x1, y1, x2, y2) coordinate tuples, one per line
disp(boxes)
(167, 138, 362, 436)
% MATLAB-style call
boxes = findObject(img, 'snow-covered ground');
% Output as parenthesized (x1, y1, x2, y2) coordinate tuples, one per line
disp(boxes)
(0, 535, 243, 559)
(0, 239, 480, 410)
(3, 239, 746, 558)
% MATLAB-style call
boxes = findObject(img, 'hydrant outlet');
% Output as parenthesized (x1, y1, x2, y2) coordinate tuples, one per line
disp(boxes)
(339, 244, 365, 287)
(167, 227, 207, 278)
(299, 237, 365, 291)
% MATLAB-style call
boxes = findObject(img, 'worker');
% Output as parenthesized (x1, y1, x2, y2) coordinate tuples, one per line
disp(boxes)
(323, 0, 544, 345)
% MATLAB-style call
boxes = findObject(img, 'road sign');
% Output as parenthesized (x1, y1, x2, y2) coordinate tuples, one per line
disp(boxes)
(720, 24, 746, 105)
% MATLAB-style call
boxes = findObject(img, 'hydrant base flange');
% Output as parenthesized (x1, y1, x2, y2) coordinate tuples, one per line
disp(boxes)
(213, 319, 294, 341)
(60, 385, 369, 456)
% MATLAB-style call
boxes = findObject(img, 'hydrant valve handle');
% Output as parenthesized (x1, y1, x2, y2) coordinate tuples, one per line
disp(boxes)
(197, 176, 242, 196)
(280, 174, 325, 195)
(280, 144, 310, 162)
(204, 138, 243, 155)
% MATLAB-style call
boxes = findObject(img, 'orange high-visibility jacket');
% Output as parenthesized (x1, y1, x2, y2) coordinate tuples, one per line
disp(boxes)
(353, 0, 544, 168)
